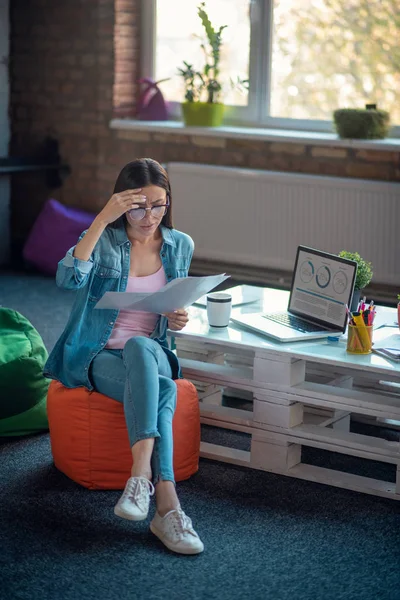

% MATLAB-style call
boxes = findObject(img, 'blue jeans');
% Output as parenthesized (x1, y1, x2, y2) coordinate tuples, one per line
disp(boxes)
(90, 336, 177, 484)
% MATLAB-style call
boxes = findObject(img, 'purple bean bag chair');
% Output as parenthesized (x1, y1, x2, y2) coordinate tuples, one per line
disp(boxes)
(23, 198, 96, 276)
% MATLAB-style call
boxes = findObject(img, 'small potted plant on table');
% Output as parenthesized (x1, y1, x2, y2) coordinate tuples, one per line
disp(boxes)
(338, 251, 373, 312)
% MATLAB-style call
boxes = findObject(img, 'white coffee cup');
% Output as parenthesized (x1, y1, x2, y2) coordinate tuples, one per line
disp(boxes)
(206, 292, 232, 327)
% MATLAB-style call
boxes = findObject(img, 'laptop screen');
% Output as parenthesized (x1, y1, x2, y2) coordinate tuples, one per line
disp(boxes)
(288, 246, 358, 332)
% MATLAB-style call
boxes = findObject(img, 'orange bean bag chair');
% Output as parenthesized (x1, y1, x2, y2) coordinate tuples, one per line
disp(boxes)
(47, 379, 200, 490)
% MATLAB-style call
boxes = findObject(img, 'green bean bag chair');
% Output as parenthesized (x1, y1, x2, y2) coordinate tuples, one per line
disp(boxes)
(0, 308, 50, 436)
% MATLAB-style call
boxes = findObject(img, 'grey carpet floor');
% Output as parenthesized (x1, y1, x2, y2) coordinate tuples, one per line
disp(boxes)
(1, 271, 400, 600)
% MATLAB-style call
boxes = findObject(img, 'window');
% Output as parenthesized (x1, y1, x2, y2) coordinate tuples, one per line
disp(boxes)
(141, 0, 400, 134)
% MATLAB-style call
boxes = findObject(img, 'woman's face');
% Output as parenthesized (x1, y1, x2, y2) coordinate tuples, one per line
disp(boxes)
(125, 185, 168, 238)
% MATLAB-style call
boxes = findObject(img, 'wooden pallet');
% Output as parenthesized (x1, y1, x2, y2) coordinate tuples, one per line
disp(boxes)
(175, 339, 400, 501)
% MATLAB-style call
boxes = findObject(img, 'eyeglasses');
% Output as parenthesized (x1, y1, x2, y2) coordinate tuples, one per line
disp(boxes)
(128, 201, 170, 221)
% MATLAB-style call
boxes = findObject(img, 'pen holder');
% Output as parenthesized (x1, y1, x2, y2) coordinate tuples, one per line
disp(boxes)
(346, 325, 373, 354)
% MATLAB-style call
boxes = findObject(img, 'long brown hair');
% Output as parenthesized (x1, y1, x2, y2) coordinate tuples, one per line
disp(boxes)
(113, 158, 173, 228)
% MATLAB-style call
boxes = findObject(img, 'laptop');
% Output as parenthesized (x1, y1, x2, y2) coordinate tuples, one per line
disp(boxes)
(231, 245, 358, 342)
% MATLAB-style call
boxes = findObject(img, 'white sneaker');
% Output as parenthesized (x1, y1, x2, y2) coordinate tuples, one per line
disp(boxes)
(114, 476, 155, 521)
(150, 507, 204, 555)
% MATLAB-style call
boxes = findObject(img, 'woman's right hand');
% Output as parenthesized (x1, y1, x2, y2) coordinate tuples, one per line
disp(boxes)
(97, 188, 146, 225)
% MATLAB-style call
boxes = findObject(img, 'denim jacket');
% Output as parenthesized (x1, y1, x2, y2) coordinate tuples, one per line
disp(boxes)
(44, 219, 194, 389)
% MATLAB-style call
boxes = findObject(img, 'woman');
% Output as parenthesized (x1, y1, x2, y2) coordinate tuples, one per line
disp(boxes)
(44, 158, 204, 555)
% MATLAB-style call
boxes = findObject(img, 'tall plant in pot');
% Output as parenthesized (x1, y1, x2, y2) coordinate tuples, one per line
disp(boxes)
(338, 250, 373, 312)
(178, 2, 246, 127)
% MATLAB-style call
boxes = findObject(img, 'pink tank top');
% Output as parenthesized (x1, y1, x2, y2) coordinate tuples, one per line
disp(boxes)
(106, 265, 167, 349)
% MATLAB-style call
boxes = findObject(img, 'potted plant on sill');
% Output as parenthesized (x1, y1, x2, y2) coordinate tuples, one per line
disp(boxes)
(338, 250, 373, 312)
(333, 104, 391, 140)
(177, 2, 247, 127)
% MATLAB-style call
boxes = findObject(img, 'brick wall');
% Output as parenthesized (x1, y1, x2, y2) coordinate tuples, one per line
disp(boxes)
(0, 0, 10, 265)
(9, 0, 123, 252)
(9, 0, 400, 257)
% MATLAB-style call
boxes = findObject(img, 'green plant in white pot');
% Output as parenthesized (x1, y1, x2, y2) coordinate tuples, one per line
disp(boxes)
(338, 250, 373, 312)
(177, 2, 247, 127)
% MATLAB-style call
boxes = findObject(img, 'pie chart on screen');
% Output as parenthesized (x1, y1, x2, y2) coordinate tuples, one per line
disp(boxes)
(300, 260, 314, 283)
(316, 266, 331, 288)
(333, 271, 349, 294)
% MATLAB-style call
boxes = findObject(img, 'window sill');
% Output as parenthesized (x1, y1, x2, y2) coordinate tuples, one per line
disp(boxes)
(110, 119, 400, 152)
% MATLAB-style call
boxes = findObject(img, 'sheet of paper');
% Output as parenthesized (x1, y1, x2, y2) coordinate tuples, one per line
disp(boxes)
(372, 331, 400, 361)
(94, 274, 230, 313)
(194, 284, 260, 308)
(373, 308, 398, 330)
(373, 333, 400, 352)
(94, 292, 151, 311)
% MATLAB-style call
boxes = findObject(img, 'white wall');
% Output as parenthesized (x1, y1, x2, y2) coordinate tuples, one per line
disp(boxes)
(169, 162, 400, 287)
(0, 0, 10, 265)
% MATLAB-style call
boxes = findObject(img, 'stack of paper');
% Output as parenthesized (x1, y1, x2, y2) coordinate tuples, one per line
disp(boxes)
(372, 333, 400, 361)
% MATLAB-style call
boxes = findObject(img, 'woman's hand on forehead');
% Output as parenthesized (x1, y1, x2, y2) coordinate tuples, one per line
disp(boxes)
(96, 188, 148, 225)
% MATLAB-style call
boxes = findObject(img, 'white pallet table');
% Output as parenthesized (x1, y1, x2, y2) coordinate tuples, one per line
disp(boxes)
(200, 404, 398, 462)
(170, 298, 400, 500)
(177, 354, 400, 500)
(200, 441, 396, 499)
(179, 358, 400, 420)
(176, 339, 225, 401)
(224, 351, 254, 401)
(199, 406, 399, 500)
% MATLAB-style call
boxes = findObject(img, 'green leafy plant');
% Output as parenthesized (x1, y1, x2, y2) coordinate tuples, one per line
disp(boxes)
(333, 108, 390, 139)
(397, 294, 400, 303)
(177, 2, 248, 104)
(338, 251, 373, 290)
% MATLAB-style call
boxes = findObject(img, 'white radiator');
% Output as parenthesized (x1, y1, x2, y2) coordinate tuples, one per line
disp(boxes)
(168, 162, 400, 285)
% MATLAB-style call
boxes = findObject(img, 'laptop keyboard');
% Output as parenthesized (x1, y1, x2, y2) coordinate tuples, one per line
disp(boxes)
(261, 312, 326, 333)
